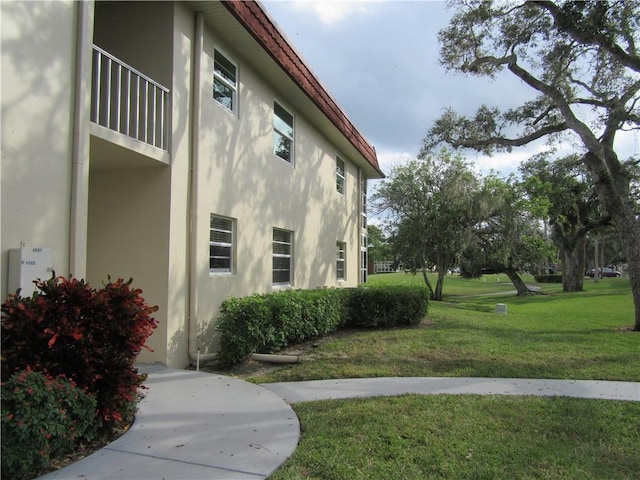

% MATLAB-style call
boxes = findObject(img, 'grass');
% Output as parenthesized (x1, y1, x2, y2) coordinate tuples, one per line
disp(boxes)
(245, 274, 639, 383)
(270, 395, 640, 480)
(251, 273, 640, 479)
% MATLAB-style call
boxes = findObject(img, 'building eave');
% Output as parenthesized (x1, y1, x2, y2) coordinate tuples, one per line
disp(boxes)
(220, 0, 384, 178)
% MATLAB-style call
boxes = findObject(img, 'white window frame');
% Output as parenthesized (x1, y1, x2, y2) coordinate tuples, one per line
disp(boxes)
(213, 49, 237, 114)
(361, 176, 368, 229)
(273, 101, 294, 165)
(336, 157, 346, 195)
(336, 241, 346, 281)
(360, 234, 368, 284)
(209, 214, 235, 274)
(273, 228, 293, 286)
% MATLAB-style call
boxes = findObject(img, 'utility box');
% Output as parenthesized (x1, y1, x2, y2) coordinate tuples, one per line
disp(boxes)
(8, 247, 52, 297)
(496, 303, 507, 314)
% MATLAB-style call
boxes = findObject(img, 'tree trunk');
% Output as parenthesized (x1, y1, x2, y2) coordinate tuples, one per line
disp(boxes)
(434, 269, 446, 301)
(421, 266, 435, 300)
(587, 151, 640, 331)
(559, 235, 585, 292)
(504, 268, 533, 295)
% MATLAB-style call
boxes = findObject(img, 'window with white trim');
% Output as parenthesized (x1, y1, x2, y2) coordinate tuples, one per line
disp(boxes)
(361, 234, 368, 284)
(336, 157, 345, 194)
(361, 176, 368, 229)
(273, 102, 294, 163)
(213, 49, 237, 113)
(273, 228, 293, 285)
(210, 215, 235, 273)
(336, 242, 346, 281)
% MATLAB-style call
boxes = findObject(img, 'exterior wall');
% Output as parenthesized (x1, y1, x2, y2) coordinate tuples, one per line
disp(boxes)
(1, 0, 375, 368)
(93, 1, 173, 88)
(191, 21, 363, 354)
(86, 167, 172, 363)
(88, 1, 184, 367)
(163, 2, 196, 368)
(1, 1, 77, 299)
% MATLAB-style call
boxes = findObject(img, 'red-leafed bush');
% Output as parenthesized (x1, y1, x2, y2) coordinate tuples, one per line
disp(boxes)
(1, 276, 158, 430)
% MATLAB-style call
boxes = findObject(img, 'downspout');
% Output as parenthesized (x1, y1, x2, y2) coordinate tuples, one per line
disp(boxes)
(187, 12, 217, 367)
(69, 0, 94, 279)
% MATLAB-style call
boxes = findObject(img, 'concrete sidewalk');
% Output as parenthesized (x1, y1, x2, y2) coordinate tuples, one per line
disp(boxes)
(38, 367, 639, 480)
(38, 365, 300, 480)
(261, 377, 640, 404)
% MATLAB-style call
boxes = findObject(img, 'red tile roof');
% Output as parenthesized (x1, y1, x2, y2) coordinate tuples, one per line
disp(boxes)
(222, 0, 383, 177)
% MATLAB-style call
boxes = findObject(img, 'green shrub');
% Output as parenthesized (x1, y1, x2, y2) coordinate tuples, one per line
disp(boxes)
(345, 285, 429, 328)
(1, 369, 98, 480)
(217, 286, 428, 366)
(534, 274, 563, 283)
(1, 276, 158, 430)
(217, 289, 348, 366)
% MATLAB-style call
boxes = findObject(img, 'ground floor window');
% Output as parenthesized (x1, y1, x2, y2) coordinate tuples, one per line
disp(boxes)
(273, 228, 293, 285)
(336, 242, 346, 281)
(210, 215, 235, 273)
(360, 234, 368, 283)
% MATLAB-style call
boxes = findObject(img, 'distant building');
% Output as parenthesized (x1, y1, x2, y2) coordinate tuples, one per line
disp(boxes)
(1, 1, 384, 368)
(374, 261, 400, 274)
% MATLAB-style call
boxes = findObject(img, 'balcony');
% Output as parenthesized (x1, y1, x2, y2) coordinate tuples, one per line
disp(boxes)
(90, 45, 170, 166)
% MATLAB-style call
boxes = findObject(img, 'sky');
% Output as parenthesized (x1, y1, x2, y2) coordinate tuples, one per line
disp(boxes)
(261, 0, 639, 177)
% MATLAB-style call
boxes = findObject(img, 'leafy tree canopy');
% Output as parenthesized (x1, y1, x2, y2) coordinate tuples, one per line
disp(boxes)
(422, 0, 640, 329)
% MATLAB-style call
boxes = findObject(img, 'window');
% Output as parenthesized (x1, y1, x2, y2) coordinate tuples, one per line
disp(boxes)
(210, 215, 234, 273)
(336, 242, 346, 281)
(361, 176, 368, 229)
(273, 102, 294, 163)
(213, 49, 237, 112)
(273, 228, 293, 285)
(336, 157, 345, 194)
(361, 234, 368, 284)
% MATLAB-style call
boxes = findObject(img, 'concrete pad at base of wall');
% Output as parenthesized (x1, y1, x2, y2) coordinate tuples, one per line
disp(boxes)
(261, 377, 640, 404)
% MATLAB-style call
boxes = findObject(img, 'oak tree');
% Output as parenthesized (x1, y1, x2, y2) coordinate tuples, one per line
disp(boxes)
(424, 1, 640, 329)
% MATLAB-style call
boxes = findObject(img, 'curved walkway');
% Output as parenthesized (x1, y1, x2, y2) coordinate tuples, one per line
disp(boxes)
(38, 365, 300, 480)
(38, 366, 639, 480)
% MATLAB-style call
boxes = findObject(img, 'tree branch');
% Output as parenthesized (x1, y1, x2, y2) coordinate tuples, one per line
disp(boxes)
(464, 54, 517, 73)
(531, 1, 640, 73)
(450, 122, 569, 150)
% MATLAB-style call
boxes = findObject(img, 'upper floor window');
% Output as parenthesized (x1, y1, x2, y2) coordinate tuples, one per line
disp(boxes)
(336, 242, 346, 281)
(273, 102, 294, 164)
(213, 49, 237, 113)
(273, 228, 293, 285)
(336, 157, 345, 195)
(210, 215, 235, 273)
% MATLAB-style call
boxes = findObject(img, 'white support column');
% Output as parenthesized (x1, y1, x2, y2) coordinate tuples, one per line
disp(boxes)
(69, 0, 95, 279)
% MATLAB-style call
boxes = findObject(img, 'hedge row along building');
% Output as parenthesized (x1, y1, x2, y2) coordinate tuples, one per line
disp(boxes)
(1, 1, 384, 368)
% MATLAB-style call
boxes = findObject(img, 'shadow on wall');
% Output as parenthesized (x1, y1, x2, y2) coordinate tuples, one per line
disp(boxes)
(167, 319, 217, 367)
(1, 1, 78, 298)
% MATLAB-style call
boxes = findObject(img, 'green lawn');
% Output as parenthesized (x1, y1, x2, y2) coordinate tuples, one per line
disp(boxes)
(257, 273, 639, 480)
(247, 274, 638, 383)
(270, 395, 640, 480)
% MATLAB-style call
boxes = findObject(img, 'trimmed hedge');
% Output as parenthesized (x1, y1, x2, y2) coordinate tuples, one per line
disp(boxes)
(216, 289, 348, 366)
(344, 285, 429, 328)
(534, 274, 563, 283)
(217, 285, 429, 366)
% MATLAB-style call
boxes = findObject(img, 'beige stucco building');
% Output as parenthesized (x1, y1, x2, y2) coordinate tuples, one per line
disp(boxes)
(1, 1, 383, 368)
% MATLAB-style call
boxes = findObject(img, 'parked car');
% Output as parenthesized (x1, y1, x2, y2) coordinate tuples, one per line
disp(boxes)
(587, 267, 622, 278)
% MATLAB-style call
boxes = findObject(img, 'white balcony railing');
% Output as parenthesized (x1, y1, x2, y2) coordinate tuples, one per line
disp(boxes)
(91, 45, 169, 151)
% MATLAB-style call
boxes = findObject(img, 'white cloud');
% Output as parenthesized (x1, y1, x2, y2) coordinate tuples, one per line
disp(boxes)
(285, 0, 375, 26)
